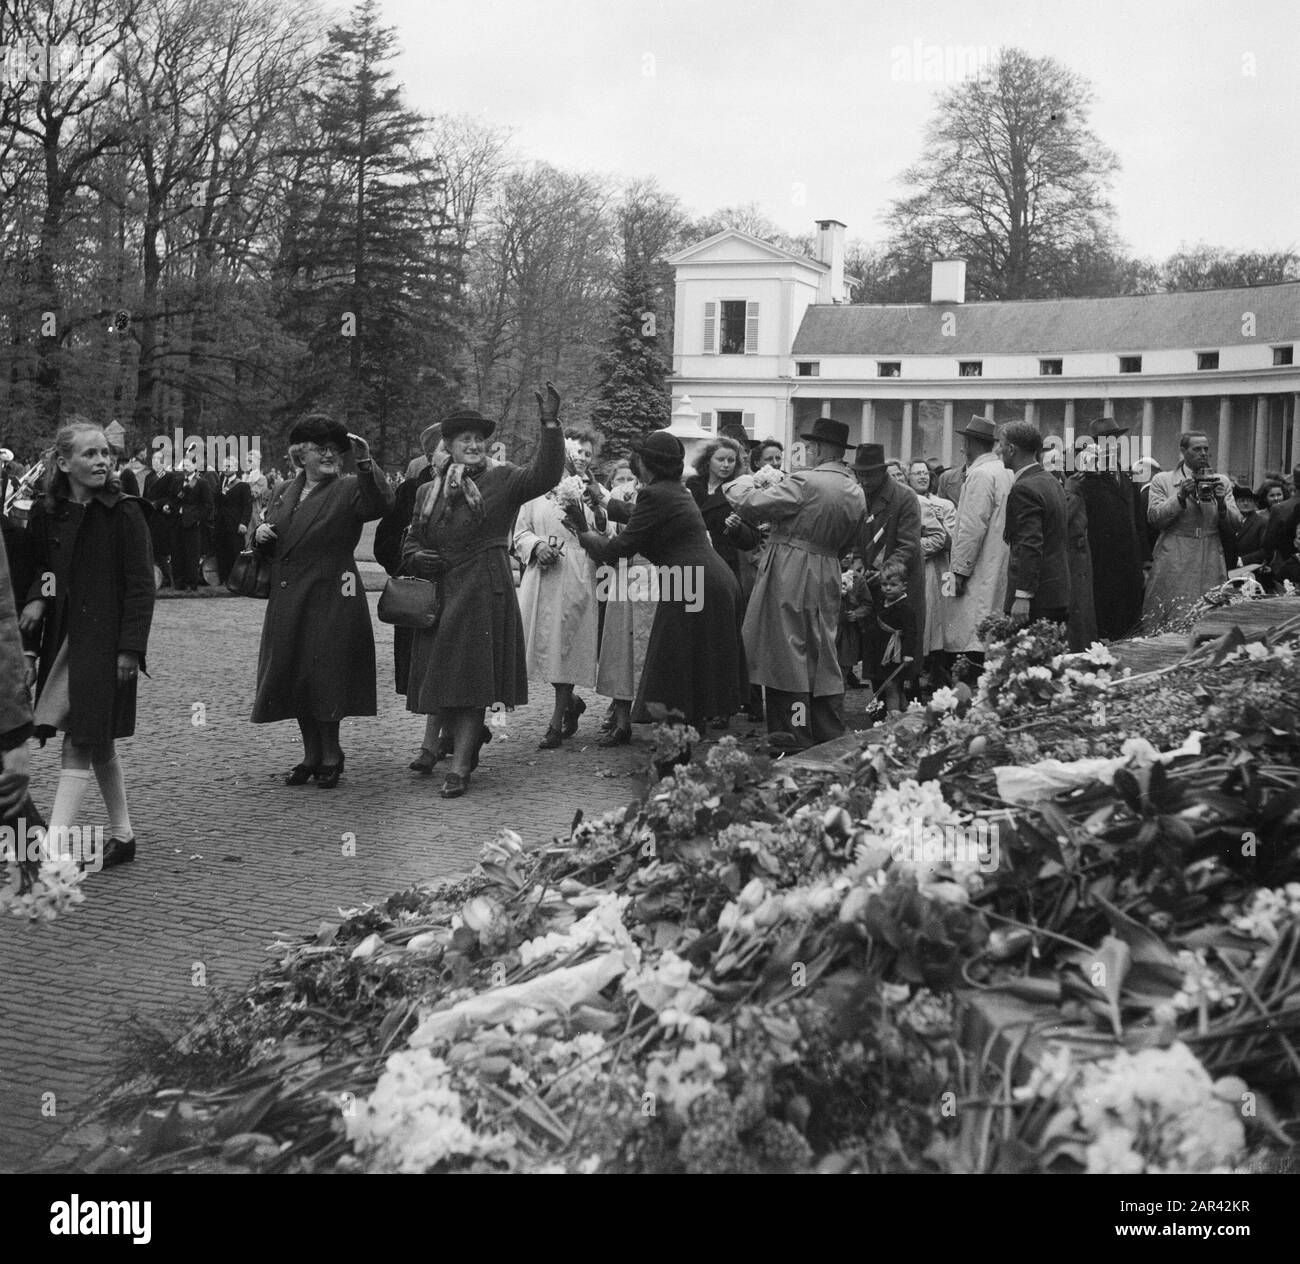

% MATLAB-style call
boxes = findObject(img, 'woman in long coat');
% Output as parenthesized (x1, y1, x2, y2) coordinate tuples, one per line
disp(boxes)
(1069, 466, 1144, 641)
(1061, 474, 1099, 651)
(20, 420, 155, 869)
(404, 389, 566, 798)
(251, 415, 392, 788)
(513, 427, 602, 749)
(944, 451, 1013, 656)
(570, 431, 743, 734)
(906, 458, 956, 663)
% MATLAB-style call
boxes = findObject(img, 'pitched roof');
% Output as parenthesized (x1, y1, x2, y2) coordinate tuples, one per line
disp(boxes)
(791, 282, 1300, 356)
(667, 228, 827, 270)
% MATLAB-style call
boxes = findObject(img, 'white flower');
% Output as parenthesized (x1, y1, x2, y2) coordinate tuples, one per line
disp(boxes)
(928, 686, 959, 714)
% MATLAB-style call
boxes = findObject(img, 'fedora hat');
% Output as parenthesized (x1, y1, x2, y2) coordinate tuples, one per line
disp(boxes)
(439, 408, 495, 441)
(799, 416, 850, 449)
(1086, 415, 1129, 438)
(960, 415, 997, 442)
(852, 442, 888, 471)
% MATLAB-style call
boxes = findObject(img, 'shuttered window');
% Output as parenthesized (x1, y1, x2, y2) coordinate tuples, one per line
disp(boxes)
(699, 411, 714, 432)
(703, 302, 716, 354)
(744, 302, 759, 354)
(742, 412, 756, 437)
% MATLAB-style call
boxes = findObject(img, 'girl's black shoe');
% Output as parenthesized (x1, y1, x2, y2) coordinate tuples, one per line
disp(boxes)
(285, 763, 319, 786)
(560, 696, 586, 738)
(538, 726, 564, 750)
(316, 752, 345, 789)
(101, 836, 136, 869)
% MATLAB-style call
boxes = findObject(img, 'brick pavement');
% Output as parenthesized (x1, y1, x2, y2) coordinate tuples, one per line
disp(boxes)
(0, 590, 661, 1170)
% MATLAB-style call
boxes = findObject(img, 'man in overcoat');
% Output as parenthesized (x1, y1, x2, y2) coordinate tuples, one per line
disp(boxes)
(945, 417, 1013, 663)
(734, 416, 865, 749)
(999, 422, 1070, 627)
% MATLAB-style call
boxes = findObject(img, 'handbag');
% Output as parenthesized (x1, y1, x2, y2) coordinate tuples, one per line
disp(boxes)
(377, 575, 441, 629)
(226, 549, 271, 599)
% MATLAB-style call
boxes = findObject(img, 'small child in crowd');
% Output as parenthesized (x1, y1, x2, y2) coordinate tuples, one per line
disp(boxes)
(862, 561, 918, 713)
(837, 552, 870, 688)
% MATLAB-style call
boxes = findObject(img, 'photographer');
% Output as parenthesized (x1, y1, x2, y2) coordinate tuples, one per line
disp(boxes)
(1142, 430, 1240, 632)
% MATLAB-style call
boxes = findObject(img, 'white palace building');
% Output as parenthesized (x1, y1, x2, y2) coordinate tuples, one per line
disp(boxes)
(666, 220, 1300, 482)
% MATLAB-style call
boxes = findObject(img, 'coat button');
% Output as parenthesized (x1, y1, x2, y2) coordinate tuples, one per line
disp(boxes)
(280, 580, 287, 588)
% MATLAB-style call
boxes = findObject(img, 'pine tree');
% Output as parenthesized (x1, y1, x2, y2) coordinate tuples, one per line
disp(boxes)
(592, 246, 671, 460)
(279, 0, 463, 460)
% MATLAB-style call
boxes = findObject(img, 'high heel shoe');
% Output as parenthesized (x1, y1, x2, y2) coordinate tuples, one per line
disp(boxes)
(596, 725, 631, 747)
(470, 725, 492, 772)
(316, 752, 345, 789)
(538, 725, 564, 750)
(560, 696, 586, 738)
(285, 763, 319, 786)
(410, 748, 437, 774)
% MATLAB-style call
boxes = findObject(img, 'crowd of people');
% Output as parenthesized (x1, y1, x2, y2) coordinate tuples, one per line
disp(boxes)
(2, 399, 1298, 844)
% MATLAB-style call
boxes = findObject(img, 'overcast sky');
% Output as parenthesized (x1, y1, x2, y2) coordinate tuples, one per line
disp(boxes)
(377, 0, 1299, 260)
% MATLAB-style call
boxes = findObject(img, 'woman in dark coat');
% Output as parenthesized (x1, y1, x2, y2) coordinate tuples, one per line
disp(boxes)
(569, 430, 744, 737)
(685, 437, 760, 581)
(20, 420, 155, 869)
(251, 415, 392, 788)
(402, 387, 566, 799)
(1061, 474, 1099, 651)
(1070, 466, 1144, 641)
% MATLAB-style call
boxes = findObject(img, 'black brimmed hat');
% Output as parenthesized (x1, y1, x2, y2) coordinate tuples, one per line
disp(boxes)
(631, 430, 685, 478)
(439, 408, 496, 441)
(852, 442, 888, 471)
(799, 416, 850, 449)
(289, 414, 350, 450)
(1086, 415, 1129, 438)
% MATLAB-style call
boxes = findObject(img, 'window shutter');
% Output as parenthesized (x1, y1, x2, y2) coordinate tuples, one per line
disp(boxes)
(703, 302, 716, 354)
(744, 301, 759, 353)
(699, 411, 713, 432)
(742, 412, 756, 437)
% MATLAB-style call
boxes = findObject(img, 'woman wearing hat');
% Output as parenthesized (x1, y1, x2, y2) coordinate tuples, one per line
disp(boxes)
(514, 427, 604, 749)
(566, 430, 744, 737)
(403, 387, 567, 797)
(250, 415, 393, 788)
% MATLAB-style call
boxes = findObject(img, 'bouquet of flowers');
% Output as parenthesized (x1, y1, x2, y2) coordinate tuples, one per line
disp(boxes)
(553, 474, 586, 508)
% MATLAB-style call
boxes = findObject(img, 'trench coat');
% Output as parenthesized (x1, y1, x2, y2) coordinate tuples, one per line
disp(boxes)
(514, 489, 600, 688)
(404, 426, 566, 712)
(1142, 463, 1241, 632)
(1069, 472, 1144, 640)
(25, 490, 155, 746)
(735, 462, 866, 696)
(251, 463, 393, 723)
(588, 480, 743, 726)
(1063, 478, 1098, 651)
(944, 453, 1013, 653)
(918, 493, 956, 654)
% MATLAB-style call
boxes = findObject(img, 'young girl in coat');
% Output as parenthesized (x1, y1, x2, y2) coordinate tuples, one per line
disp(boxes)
(836, 553, 869, 687)
(20, 420, 155, 869)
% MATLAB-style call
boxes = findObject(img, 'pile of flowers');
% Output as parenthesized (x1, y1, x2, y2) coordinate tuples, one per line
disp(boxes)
(62, 612, 1300, 1174)
(972, 618, 1118, 717)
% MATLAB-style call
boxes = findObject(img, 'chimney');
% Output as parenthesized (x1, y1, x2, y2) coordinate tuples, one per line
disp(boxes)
(930, 258, 966, 304)
(815, 219, 847, 304)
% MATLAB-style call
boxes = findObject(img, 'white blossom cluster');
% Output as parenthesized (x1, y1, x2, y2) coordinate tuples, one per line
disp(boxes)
(0, 857, 86, 922)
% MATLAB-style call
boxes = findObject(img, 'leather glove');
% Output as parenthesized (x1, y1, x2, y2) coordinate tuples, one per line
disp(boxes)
(535, 380, 562, 427)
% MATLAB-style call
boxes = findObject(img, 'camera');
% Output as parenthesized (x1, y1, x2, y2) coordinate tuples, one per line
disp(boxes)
(1194, 469, 1219, 502)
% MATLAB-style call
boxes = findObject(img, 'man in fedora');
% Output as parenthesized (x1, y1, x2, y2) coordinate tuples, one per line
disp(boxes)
(733, 416, 865, 749)
(1067, 416, 1145, 639)
(853, 441, 925, 691)
(937, 414, 995, 508)
(945, 417, 1013, 666)
(998, 422, 1070, 628)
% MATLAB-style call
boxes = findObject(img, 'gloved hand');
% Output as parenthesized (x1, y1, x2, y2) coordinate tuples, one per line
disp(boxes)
(535, 380, 562, 427)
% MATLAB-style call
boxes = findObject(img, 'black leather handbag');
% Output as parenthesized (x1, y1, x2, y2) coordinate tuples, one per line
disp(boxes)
(226, 550, 271, 599)
(377, 575, 441, 629)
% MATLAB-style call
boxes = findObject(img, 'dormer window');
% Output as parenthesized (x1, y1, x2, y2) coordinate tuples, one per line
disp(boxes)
(704, 300, 759, 355)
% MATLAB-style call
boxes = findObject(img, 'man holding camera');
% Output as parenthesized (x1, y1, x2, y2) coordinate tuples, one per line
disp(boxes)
(1142, 431, 1240, 632)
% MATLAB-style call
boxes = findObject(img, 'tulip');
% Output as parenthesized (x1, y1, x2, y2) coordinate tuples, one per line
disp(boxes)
(460, 896, 499, 933)
(753, 895, 785, 927)
(822, 806, 853, 836)
(838, 887, 871, 923)
(738, 878, 767, 911)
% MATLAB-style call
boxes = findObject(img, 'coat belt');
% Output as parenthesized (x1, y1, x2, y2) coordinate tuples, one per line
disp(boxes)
(770, 535, 840, 560)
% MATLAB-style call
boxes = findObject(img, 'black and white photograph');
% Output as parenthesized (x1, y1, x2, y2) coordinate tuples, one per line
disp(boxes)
(0, 0, 1298, 1214)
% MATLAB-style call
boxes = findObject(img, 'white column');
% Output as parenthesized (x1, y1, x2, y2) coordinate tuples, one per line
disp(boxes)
(1254, 396, 1270, 487)
(860, 399, 875, 444)
(1141, 398, 1155, 470)
(1024, 400, 1037, 427)
(1063, 399, 1076, 448)
(1217, 397, 1232, 475)
(1181, 397, 1194, 431)
(984, 400, 995, 422)
(901, 401, 914, 463)
(942, 401, 955, 467)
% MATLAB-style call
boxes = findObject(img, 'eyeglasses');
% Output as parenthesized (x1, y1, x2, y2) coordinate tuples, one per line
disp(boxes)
(304, 443, 344, 457)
